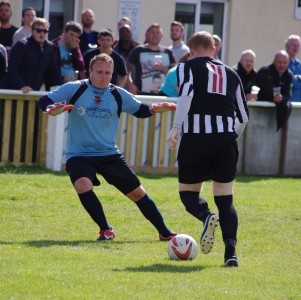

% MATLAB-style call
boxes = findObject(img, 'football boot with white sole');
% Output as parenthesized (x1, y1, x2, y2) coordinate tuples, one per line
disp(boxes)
(200, 213, 219, 254)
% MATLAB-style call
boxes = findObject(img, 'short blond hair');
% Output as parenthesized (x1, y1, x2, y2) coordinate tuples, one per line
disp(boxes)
(187, 31, 214, 51)
(89, 53, 114, 70)
(31, 18, 50, 29)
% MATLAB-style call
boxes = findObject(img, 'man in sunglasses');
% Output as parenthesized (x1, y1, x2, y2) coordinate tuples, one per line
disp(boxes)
(2, 17, 61, 92)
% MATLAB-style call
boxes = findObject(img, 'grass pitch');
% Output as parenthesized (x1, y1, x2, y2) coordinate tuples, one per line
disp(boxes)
(0, 166, 300, 299)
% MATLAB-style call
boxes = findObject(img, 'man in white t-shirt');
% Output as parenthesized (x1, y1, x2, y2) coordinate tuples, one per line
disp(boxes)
(12, 7, 36, 46)
(168, 21, 189, 63)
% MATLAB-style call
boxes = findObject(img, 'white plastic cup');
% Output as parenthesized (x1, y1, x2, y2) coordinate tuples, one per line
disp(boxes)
(273, 86, 281, 96)
(251, 85, 260, 95)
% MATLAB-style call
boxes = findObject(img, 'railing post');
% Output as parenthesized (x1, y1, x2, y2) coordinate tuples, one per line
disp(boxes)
(46, 113, 67, 171)
(279, 120, 288, 176)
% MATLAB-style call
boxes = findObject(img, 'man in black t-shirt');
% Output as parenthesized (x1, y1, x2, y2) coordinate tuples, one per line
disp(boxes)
(127, 23, 176, 95)
(167, 31, 249, 268)
(84, 29, 127, 88)
(0, 1, 18, 55)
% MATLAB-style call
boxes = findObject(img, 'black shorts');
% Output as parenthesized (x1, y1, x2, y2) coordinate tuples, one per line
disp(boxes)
(66, 154, 141, 195)
(177, 133, 238, 184)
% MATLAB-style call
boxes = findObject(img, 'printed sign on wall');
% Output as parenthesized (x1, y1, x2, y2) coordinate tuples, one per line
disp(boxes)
(119, 1, 140, 41)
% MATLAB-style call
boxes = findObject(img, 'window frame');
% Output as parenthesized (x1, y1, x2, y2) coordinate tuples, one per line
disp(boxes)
(176, 0, 228, 62)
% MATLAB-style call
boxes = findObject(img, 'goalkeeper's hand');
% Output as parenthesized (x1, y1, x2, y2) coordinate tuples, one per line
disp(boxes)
(45, 101, 74, 116)
(150, 102, 176, 113)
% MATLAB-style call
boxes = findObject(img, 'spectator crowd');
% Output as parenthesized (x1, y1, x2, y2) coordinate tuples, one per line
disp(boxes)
(0, 0, 299, 114)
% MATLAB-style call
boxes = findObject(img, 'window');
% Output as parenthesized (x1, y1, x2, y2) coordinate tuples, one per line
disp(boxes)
(23, 0, 43, 18)
(175, 1, 200, 44)
(23, 0, 77, 40)
(176, 0, 227, 60)
(199, 2, 224, 38)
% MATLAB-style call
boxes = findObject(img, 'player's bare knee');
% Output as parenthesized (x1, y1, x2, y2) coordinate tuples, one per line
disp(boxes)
(74, 177, 93, 194)
(212, 181, 234, 196)
(126, 185, 146, 202)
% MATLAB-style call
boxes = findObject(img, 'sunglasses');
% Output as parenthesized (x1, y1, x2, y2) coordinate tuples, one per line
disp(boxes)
(33, 28, 49, 34)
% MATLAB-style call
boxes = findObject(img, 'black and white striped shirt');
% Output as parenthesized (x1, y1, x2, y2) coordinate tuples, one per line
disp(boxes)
(177, 57, 249, 134)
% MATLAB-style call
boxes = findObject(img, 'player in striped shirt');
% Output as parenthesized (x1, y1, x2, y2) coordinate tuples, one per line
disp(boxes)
(167, 31, 249, 267)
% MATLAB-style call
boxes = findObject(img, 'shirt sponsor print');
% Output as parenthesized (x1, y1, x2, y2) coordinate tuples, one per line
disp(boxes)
(76, 106, 112, 118)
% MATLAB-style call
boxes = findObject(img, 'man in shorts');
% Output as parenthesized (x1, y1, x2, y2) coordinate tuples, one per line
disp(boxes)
(38, 53, 176, 242)
(167, 31, 249, 267)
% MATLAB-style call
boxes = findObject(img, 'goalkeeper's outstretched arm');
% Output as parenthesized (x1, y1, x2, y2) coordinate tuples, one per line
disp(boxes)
(38, 95, 54, 112)
(133, 102, 176, 119)
(38, 96, 74, 116)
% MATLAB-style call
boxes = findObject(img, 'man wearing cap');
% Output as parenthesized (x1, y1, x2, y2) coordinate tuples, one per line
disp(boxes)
(113, 24, 139, 60)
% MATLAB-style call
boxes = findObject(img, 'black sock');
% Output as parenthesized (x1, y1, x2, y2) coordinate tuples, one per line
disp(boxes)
(136, 194, 172, 237)
(214, 194, 238, 245)
(179, 191, 210, 223)
(224, 239, 237, 259)
(78, 190, 110, 230)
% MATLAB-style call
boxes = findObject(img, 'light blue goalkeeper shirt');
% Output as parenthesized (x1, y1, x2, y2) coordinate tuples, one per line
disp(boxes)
(47, 80, 142, 160)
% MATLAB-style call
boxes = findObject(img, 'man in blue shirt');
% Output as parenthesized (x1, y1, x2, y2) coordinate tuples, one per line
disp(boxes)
(38, 53, 176, 242)
(285, 34, 301, 102)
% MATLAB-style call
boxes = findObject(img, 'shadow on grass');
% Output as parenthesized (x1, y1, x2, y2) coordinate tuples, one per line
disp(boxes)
(23, 240, 96, 247)
(0, 240, 95, 247)
(113, 263, 207, 273)
(0, 239, 155, 247)
(0, 165, 67, 176)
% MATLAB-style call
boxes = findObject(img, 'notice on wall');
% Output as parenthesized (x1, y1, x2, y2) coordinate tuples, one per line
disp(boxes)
(119, 1, 140, 41)
(295, 0, 301, 19)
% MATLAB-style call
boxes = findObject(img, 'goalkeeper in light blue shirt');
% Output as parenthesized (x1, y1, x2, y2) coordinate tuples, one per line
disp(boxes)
(38, 53, 177, 242)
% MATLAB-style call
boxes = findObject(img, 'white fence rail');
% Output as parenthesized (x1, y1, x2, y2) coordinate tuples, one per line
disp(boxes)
(1, 89, 301, 176)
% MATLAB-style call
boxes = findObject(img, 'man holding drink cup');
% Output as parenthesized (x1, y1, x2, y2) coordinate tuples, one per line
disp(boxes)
(256, 50, 293, 130)
(273, 86, 282, 103)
